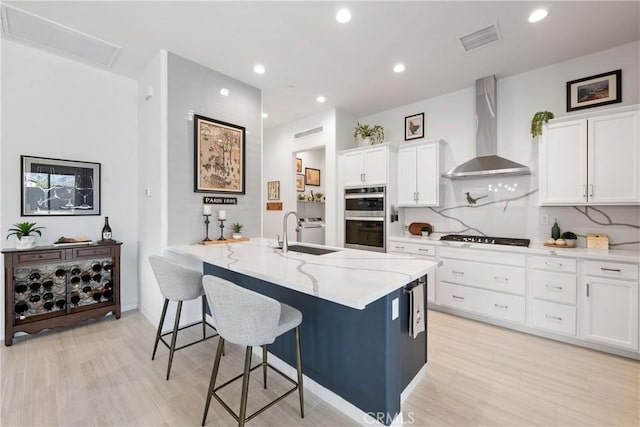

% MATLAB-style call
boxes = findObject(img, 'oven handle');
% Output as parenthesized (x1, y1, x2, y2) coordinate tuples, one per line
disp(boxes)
(345, 217, 385, 221)
(344, 194, 385, 199)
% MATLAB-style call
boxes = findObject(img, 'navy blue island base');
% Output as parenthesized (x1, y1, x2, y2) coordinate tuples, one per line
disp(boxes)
(204, 263, 427, 425)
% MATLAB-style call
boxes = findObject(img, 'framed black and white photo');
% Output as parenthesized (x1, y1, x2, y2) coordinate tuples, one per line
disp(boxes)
(21, 156, 101, 216)
(566, 69, 622, 112)
(405, 113, 424, 140)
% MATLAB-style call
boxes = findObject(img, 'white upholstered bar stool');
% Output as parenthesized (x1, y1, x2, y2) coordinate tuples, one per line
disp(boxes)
(201, 275, 304, 427)
(149, 255, 218, 380)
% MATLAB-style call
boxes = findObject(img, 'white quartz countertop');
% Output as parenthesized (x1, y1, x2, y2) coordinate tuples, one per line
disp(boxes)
(388, 235, 640, 263)
(169, 238, 438, 310)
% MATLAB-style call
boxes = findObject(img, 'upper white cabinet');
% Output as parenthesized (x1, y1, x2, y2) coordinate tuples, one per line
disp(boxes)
(540, 106, 639, 205)
(341, 145, 389, 187)
(397, 140, 443, 206)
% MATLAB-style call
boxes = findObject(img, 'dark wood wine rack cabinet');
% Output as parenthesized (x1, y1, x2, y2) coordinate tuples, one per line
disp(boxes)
(2, 241, 122, 346)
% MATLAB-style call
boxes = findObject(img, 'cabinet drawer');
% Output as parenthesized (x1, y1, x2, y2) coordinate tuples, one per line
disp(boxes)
(73, 246, 113, 258)
(439, 246, 525, 267)
(583, 260, 638, 281)
(440, 258, 525, 295)
(532, 300, 576, 336)
(532, 271, 577, 304)
(437, 282, 525, 324)
(530, 256, 576, 273)
(388, 241, 436, 257)
(16, 250, 65, 264)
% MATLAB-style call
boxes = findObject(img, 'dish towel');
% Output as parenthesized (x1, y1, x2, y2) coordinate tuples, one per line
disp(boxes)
(409, 283, 425, 339)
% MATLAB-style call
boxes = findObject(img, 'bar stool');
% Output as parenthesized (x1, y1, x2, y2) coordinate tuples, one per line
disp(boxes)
(149, 255, 218, 380)
(201, 275, 304, 427)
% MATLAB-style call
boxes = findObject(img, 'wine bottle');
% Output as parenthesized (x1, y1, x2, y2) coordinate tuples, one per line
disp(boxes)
(55, 299, 66, 310)
(54, 267, 66, 278)
(15, 302, 29, 316)
(102, 289, 113, 299)
(70, 293, 80, 305)
(92, 273, 102, 283)
(15, 282, 28, 294)
(70, 265, 81, 276)
(81, 271, 92, 283)
(102, 261, 113, 272)
(101, 217, 112, 241)
(29, 282, 41, 292)
(43, 301, 54, 311)
(91, 262, 102, 272)
(29, 270, 41, 281)
(42, 279, 54, 291)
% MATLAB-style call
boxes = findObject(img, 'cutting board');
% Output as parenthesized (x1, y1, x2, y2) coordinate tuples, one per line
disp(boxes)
(202, 237, 249, 245)
(408, 222, 433, 236)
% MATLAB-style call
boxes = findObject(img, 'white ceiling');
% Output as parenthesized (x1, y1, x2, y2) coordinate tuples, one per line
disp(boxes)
(5, 1, 640, 129)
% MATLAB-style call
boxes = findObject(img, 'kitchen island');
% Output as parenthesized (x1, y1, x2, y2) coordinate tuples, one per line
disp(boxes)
(169, 238, 438, 426)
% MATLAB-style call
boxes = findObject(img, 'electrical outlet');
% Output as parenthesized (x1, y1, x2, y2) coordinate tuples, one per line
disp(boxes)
(392, 298, 399, 320)
(541, 214, 549, 225)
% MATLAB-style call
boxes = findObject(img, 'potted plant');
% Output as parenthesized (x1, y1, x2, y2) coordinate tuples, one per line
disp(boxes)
(231, 222, 244, 239)
(353, 122, 384, 146)
(530, 111, 554, 138)
(314, 192, 324, 202)
(561, 231, 577, 247)
(421, 225, 431, 238)
(297, 193, 306, 201)
(7, 221, 45, 249)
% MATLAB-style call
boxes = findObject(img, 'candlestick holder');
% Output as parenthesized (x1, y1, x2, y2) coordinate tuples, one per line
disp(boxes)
(217, 219, 226, 241)
(202, 214, 212, 242)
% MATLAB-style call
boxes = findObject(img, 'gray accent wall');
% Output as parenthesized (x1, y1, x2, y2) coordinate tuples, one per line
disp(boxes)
(167, 53, 262, 245)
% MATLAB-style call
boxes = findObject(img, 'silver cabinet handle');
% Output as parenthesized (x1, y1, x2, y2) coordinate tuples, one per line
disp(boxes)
(545, 261, 563, 268)
(361, 173, 365, 182)
(601, 267, 621, 272)
(416, 191, 419, 201)
(494, 303, 508, 310)
(545, 314, 562, 321)
(452, 295, 464, 300)
(418, 248, 430, 252)
(545, 284, 563, 291)
(452, 270, 465, 276)
(394, 246, 405, 250)
(582, 184, 587, 199)
(586, 283, 590, 297)
(494, 276, 509, 283)
(589, 184, 594, 198)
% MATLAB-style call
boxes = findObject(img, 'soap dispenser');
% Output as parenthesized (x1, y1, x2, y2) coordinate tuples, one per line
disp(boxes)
(551, 219, 561, 239)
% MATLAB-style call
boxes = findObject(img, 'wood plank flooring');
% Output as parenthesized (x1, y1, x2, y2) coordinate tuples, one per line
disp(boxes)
(2, 309, 638, 426)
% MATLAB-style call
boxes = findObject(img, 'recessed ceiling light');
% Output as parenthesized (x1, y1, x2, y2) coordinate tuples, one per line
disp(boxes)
(262, 113, 269, 119)
(393, 63, 406, 73)
(220, 88, 230, 96)
(528, 8, 549, 23)
(336, 8, 351, 24)
(316, 95, 326, 103)
(253, 64, 266, 74)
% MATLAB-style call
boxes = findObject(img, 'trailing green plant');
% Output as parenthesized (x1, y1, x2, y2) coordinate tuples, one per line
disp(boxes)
(530, 111, 554, 138)
(561, 231, 577, 240)
(353, 122, 385, 144)
(6, 222, 44, 240)
(231, 222, 244, 233)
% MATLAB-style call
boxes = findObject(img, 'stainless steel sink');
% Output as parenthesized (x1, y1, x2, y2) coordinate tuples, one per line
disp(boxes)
(285, 245, 339, 256)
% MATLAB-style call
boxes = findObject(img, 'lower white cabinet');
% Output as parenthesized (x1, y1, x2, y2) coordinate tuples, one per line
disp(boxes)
(438, 282, 525, 324)
(387, 239, 436, 303)
(532, 300, 577, 336)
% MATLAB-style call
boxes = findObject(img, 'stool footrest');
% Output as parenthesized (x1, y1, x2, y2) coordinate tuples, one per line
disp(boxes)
(159, 321, 218, 352)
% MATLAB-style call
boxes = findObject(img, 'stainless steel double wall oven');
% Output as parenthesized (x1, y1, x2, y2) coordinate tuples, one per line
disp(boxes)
(344, 186, 386, 252)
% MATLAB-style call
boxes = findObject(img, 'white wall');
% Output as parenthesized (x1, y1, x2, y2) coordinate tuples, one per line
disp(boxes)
(358, 41, 640, 249)
(1, 40, 139, 340)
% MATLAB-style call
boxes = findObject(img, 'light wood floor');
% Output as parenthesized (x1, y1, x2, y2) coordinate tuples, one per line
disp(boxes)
(1, 309, 638, 426)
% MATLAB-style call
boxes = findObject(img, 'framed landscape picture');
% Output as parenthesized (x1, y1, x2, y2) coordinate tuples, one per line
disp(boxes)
(566, 69, 622, 112)
(194, 114, 245, 193)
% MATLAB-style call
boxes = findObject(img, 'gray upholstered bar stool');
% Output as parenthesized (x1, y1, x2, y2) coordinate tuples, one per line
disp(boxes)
(149, 255, 218, 380)
(201, 275, 304, 427)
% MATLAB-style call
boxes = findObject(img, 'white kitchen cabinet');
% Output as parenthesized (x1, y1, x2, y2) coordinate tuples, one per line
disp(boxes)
(387, 239, 437, 303)
(397, 140, 442, 206)
(581, 259, 639, 351)
(341, 145, 388, 187)
(540, 106, 639, 205)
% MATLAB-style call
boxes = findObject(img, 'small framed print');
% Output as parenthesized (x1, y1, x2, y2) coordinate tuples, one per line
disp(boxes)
(296, 158, 302, 172)
(405, 113, 424, 141)
(305, 168, 320, 186)
(296, 174, 305, 192)
(267, 180, 280, 200)
(566, 69, 622, 112)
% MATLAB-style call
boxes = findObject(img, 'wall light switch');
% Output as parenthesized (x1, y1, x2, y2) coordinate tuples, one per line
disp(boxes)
(392, 298, 399, 320)
(145, 187, 152, 197)
(540, 214, 549, 225)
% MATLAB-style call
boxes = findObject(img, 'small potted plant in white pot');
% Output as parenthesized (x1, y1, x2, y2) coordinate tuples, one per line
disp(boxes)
(561, 231, 577, 248)
(231, 222, 244, 239)
(6, 221, 45, 249)
(421, 225, 432, 238)
(353, 122, 384, 146)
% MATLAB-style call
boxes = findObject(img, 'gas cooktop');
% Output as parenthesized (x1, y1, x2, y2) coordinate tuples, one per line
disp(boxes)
(439, 234, 530, 247)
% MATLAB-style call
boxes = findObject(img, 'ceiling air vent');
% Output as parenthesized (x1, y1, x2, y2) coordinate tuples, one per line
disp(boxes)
(1, 4, 121, 67)
(294, 126, 324, 140)
(458, 22, 502, 53)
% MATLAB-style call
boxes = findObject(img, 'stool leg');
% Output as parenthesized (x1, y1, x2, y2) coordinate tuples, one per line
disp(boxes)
(201, 295, 207, 340)
(152, 299, 169, 360)
(166, 300, 183, 381)
(294, 326, 304, 418)
(262, 345, 268, 389)
(202, 337, 224, 426)
(238, 346, 253, 427)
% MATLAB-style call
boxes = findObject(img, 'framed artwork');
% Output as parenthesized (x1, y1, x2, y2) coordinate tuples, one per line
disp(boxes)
(296, 174, 305, 192)
(305, 167, 320, 186)
(267, 180, 280, 200)
(21, 155, 101, 216)
(405, 113, 424, 140)
(566, 69, 622, 112)
(296, 158, 302, 172)
(194, 114, 246, 193)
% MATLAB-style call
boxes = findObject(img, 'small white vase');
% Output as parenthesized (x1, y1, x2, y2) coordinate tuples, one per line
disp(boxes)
(421, 232, 430, 238)
(16, 236, 36, 249)
(232, 233, 242, 239)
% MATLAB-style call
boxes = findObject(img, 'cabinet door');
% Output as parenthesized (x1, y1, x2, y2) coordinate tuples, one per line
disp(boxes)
(363, 147, 387, 184)
(397, 147, 417, 206)
(582, 277, 638, 351)
(588, 110, 640, 204)
(540, 120, 587, 205)
(415, 144, 439, 206)
(342, 152, 365, 187)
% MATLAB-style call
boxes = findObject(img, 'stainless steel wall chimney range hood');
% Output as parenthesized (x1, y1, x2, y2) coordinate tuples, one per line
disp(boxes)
(442, 76, 530, 179)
